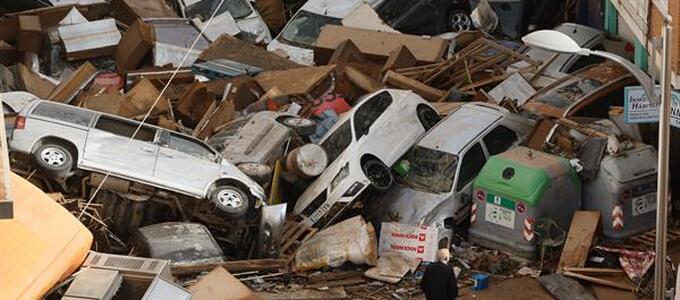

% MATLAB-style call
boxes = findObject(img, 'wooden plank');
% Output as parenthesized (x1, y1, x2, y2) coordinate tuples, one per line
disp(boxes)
(308, 271, 363, 283)
(557, 211, 601, 272)
(383, 70, 446, 101)
(562, 271, 633, 291)
(171, 258, 287, 276)
(48, 61, 97, 103)
(562, 267, 625, 274)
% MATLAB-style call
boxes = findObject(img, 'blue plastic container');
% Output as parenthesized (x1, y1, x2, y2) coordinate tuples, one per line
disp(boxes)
(472, 273, 489, 290)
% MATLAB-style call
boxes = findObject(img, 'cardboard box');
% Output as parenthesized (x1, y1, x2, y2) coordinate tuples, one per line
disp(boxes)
(110, 0, 178, 26)
(17, 15, 42, 53)
(314, 25, 448, 65)
(115, 19, 154, 73)
(58, 18, 121, 61)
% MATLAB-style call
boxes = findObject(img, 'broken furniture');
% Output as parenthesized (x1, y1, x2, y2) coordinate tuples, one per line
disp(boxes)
(469, 146, 581, 258)
(392, 38, 539, 96)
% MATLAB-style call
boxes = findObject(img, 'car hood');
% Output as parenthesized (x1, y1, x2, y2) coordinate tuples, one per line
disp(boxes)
(237, 16, 272, 44)
(367, 183, 450, 225)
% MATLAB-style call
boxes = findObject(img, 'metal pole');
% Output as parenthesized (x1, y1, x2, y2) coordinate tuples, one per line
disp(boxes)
(655, 16, 672, 300)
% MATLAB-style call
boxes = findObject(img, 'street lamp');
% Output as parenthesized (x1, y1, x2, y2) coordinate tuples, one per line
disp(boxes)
(522, 30, 657, 104)
(523, 26, 672, 300)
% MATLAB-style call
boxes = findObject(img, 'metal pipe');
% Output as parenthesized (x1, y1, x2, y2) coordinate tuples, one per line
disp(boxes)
(655, 17, 672, 300)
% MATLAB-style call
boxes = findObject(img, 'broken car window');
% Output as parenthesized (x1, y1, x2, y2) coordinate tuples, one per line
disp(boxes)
(353, 91, 392, 138)
(401, 146, 458, 194)
(185, 0, 252, 21)
(32, 102, 94, 127)
(166, 133, 216, 161)
(94, 116, 156, 142)
(456, 143, 487, 192)
(483, 125, 518, 156)
(537, 77, 603, 109)
(280, 10, 342, 48)
(320, 120, 352, 164)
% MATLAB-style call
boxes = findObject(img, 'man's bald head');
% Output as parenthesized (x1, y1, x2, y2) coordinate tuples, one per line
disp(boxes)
(437, 248, 450, 263)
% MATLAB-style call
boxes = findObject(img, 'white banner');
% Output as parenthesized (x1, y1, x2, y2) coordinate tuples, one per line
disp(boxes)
(378, 222, 439, 262)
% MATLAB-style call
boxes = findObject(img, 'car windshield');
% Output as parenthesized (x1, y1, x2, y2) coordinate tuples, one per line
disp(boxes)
(320, 120, 352, 164)
(185, 0, 252, 21)
(535, 77, 604, 109)
(279, 10, 342, 48)
(400, 146, 458, 194)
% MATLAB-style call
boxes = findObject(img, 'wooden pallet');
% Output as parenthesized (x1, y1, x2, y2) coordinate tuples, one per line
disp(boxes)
(629, 228, 680, 247)
(279, 219, 318, 263)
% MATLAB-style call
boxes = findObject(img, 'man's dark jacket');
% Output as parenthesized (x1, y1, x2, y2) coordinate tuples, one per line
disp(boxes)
(420, 261, 458, 300)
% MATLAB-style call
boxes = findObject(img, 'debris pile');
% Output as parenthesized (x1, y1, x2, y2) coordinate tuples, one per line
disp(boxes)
(0, 1, 678, 300)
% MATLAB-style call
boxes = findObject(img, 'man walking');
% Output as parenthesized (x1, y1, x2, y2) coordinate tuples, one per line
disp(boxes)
(420, 248, 458, 300)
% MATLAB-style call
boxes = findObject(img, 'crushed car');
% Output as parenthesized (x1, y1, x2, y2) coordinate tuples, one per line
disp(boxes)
(293, 88, 440, 228)
(175, 0, 272, 43)
(207, 111, 316, 166)
(8, 100, 265, 218)
(366, 102, 534, 243)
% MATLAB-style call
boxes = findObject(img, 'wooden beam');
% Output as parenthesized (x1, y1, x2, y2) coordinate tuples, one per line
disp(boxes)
(557, 211, 601, 272)
(383, 70, 446, 101)
(562, 271, 633, 291)
(170, 258, 288, 276)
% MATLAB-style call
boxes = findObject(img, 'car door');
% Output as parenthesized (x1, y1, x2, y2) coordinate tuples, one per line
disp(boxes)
(154, 131, 220, 196)
(453, 142, 488, 209)
(352, 92, 413, 166)
(83, 115, 158, 179)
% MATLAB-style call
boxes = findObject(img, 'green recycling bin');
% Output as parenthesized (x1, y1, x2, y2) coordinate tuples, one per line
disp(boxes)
(468, 147, 581, 258)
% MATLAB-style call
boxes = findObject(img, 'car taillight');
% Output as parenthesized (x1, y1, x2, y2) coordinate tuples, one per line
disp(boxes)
(14, 116, 25, 129)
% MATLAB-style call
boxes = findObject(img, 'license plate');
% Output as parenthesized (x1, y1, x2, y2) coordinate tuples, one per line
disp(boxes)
(485, 203, 515, 229)
(632, 193, 656, 216)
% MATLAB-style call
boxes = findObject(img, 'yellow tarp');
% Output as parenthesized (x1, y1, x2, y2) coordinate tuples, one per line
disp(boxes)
(0, 173, 93, 300)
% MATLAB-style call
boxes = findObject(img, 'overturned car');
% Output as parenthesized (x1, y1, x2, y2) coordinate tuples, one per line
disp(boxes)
(293, 88, 440, 229)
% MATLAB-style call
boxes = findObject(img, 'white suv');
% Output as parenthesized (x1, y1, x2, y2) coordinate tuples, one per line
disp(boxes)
(9, 100, 265, 218)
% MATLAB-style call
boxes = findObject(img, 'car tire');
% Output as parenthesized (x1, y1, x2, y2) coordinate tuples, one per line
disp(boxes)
(33, 143, 73, 177)
(448, 10, 472, 32)
(282, 117, 317, 136)
(210, 185, 250, 219)
(362, 159, 394, 192)
(417, 106, 441, 130)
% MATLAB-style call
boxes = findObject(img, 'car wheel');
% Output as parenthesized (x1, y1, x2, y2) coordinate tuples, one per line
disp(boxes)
(449, 10, 472, 32)
(33, 143, 73, 177)
(282, 117, 317, 136)
(362, 159, 393, 191)
(417, 106, 441, 130)
(210, 185, 250, 218)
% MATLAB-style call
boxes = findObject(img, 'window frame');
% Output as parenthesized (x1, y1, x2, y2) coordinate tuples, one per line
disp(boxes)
(93, 115, 158, 143)
(482, 124, 519, 156)
(161, 131, 219, 162)
(455, 142, 488, 192)
(352, 91, 393, 138)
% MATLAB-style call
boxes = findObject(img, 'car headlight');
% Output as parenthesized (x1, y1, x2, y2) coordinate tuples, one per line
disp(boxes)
(330, 163, 349, 192)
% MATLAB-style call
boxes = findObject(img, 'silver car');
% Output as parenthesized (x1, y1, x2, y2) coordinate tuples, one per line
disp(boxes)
(8, 100, 265, 218)
(366, 102, 534, 240)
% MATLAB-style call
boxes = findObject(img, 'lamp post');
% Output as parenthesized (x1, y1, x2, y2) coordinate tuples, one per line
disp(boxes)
(523, 24, 672, 299)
